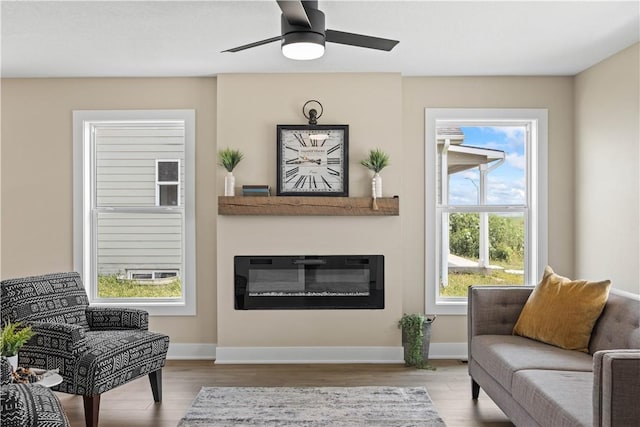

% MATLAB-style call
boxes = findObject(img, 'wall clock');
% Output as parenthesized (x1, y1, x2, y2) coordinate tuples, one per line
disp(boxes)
(277, 124, 349, 196)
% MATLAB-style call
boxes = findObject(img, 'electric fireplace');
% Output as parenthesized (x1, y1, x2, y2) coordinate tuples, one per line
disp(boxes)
(234, 255, 384, 310)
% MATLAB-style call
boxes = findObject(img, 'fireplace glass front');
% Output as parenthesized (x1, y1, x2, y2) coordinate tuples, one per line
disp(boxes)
(234, 255, 384, 310)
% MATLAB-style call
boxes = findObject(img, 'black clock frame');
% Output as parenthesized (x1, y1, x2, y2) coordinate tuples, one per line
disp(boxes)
(276, 124, 349, 196)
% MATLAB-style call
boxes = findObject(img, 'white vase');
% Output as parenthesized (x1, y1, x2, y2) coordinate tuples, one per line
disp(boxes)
(372, 173, 382, 198)
(224, 171, 235, 196)
(7, 355, 18, 371)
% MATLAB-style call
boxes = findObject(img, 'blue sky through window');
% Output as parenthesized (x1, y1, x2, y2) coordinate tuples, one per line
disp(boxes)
(449, 126, 526, 205)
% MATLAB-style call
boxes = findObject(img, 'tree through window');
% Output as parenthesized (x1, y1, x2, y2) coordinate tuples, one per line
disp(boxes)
(438, 126, 526, 296)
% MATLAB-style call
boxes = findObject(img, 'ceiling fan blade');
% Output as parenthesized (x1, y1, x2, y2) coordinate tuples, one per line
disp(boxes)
(276, 0, 312, 27)
(325, 29, 399, 51)
(222, 36, 282, 53)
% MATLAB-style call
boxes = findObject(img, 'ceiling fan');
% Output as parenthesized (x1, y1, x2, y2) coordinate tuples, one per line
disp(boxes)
(222, 0, 399, 60)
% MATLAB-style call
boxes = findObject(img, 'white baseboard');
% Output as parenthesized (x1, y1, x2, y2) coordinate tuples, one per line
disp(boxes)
(215, 346, 404, 364)
(428, 342, 468, 360)
(166, 342, 468, 362)
(167, 343, 216, 360)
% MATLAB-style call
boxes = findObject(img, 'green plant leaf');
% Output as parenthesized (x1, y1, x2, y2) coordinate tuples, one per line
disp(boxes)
(218, 148, 244, 172)
(398, 313, 434, 369)
(1, 321, 35, 357)
(360, 148, 390, 173)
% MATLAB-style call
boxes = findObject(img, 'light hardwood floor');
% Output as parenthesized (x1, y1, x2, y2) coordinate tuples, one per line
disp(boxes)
(55, 360, 514, 427)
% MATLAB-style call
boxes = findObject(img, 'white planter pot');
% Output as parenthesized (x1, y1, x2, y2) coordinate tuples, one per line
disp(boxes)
(224, 172, 235, 196)
(7, 355, 18, 371)
(372, 173, 382, 198)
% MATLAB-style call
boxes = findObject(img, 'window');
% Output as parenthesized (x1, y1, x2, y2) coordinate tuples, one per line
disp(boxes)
(73, 110, 196, 315)
(425, 109, 548, 315)
(156, 160, 180, 206)
(127, 270, 179, 281)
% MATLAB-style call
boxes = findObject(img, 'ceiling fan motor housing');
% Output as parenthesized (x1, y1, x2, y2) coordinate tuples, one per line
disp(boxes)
(281, 7, 326, 48)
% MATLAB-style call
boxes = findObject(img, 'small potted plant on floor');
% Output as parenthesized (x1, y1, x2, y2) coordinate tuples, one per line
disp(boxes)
(398, 313, 436, 369)
(218, 148, 244, 196)
(1, 321, 35, 371)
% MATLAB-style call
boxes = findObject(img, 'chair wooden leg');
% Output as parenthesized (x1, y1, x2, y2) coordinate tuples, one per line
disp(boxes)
(149, 369, 162, 403)
(83, 394, 100, 427)
(471, 378, 480, 400)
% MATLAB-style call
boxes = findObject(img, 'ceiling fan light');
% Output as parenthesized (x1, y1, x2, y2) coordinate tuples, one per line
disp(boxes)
(282, 42, 325, 60)
(282, 32, 325, 60)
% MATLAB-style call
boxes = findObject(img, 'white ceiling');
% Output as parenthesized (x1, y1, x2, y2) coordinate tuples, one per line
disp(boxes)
(2, 1, 639, 78)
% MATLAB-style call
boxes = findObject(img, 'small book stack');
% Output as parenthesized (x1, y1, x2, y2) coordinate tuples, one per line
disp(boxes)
(242, 185, 270, 197)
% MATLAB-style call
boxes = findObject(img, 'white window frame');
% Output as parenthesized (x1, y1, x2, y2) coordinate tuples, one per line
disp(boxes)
(425, 108, 548, 315)
(155, 159, 181, 206)
(73, 109, 196, 316)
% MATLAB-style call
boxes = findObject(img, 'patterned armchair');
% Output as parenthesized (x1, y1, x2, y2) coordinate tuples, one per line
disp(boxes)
(1, 272, 170, 427)
(0, 356, 70, 427)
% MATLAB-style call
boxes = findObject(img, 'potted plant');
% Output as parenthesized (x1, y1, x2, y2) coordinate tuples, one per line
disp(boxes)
(398, 313, 436, 369)
(360, 148, 390, 198)
(1, 321, 35, 371)
(218, 148, 244, 196)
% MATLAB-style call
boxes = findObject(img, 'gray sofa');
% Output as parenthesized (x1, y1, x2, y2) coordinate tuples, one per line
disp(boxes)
(468, 286, 640, 427)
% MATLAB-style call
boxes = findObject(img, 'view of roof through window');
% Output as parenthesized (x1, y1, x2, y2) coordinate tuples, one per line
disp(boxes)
(448, 126, 526, 206)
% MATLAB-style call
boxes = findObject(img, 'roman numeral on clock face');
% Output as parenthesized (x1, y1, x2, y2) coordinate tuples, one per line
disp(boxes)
(285, 167, 299, 181)
(321, 176, 332, 189)
(286, 145, 299, 154)
(294, 175, 308, 189)
(327, 144, 340, 155)
(327, 157, 340, 165)
(294, 133, 307, 147)
(327, 167, 340, 176)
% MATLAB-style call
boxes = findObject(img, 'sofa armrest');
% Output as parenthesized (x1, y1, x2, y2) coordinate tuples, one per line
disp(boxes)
(19, 322, 87, 383)
(468, 286, 533, 363)
(593, 349, 640, 427)
(22, 321, 87, 358)
(86, 306, 149, 330)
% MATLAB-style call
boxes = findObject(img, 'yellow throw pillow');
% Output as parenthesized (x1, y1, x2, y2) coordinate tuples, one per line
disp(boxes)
(513, 266, 611, 352)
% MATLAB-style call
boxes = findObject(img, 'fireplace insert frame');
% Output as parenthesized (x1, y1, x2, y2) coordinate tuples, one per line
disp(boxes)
(234, 255, 384, 310)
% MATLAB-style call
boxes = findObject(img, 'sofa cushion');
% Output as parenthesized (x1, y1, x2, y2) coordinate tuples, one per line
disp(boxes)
(512, 369, 592, 427)
(513, 266, 610, 352)
(69, 330, 169, 395)
(471, 335, 593, 392)
(589, 290, 640, 354)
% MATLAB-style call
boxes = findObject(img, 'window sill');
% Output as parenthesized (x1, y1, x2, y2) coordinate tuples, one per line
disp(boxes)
(426, 299, 468, 316)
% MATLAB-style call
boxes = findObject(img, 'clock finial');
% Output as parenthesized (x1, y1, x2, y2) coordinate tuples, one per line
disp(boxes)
(302, 100, 323, 125)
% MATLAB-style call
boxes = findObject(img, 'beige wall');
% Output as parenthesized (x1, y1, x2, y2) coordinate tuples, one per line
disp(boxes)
(0, 72, 591, 350)
(216, 74, 403, 348)
(1, 78, 217, 344)
(575, 43, 640, 293)
(402, 77, 575, 342)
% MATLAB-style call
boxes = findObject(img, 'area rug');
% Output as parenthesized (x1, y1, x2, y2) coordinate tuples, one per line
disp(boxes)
(177, 386, 446, 426)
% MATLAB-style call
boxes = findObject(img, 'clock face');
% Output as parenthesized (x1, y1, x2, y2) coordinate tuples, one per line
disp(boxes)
(277, 125, 349, 196)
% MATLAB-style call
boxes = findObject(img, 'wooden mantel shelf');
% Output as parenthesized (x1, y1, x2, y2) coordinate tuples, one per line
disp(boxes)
(218, 196, 399, 216)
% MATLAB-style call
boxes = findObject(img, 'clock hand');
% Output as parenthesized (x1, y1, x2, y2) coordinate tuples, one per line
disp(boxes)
(297, 156, 321, 164)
